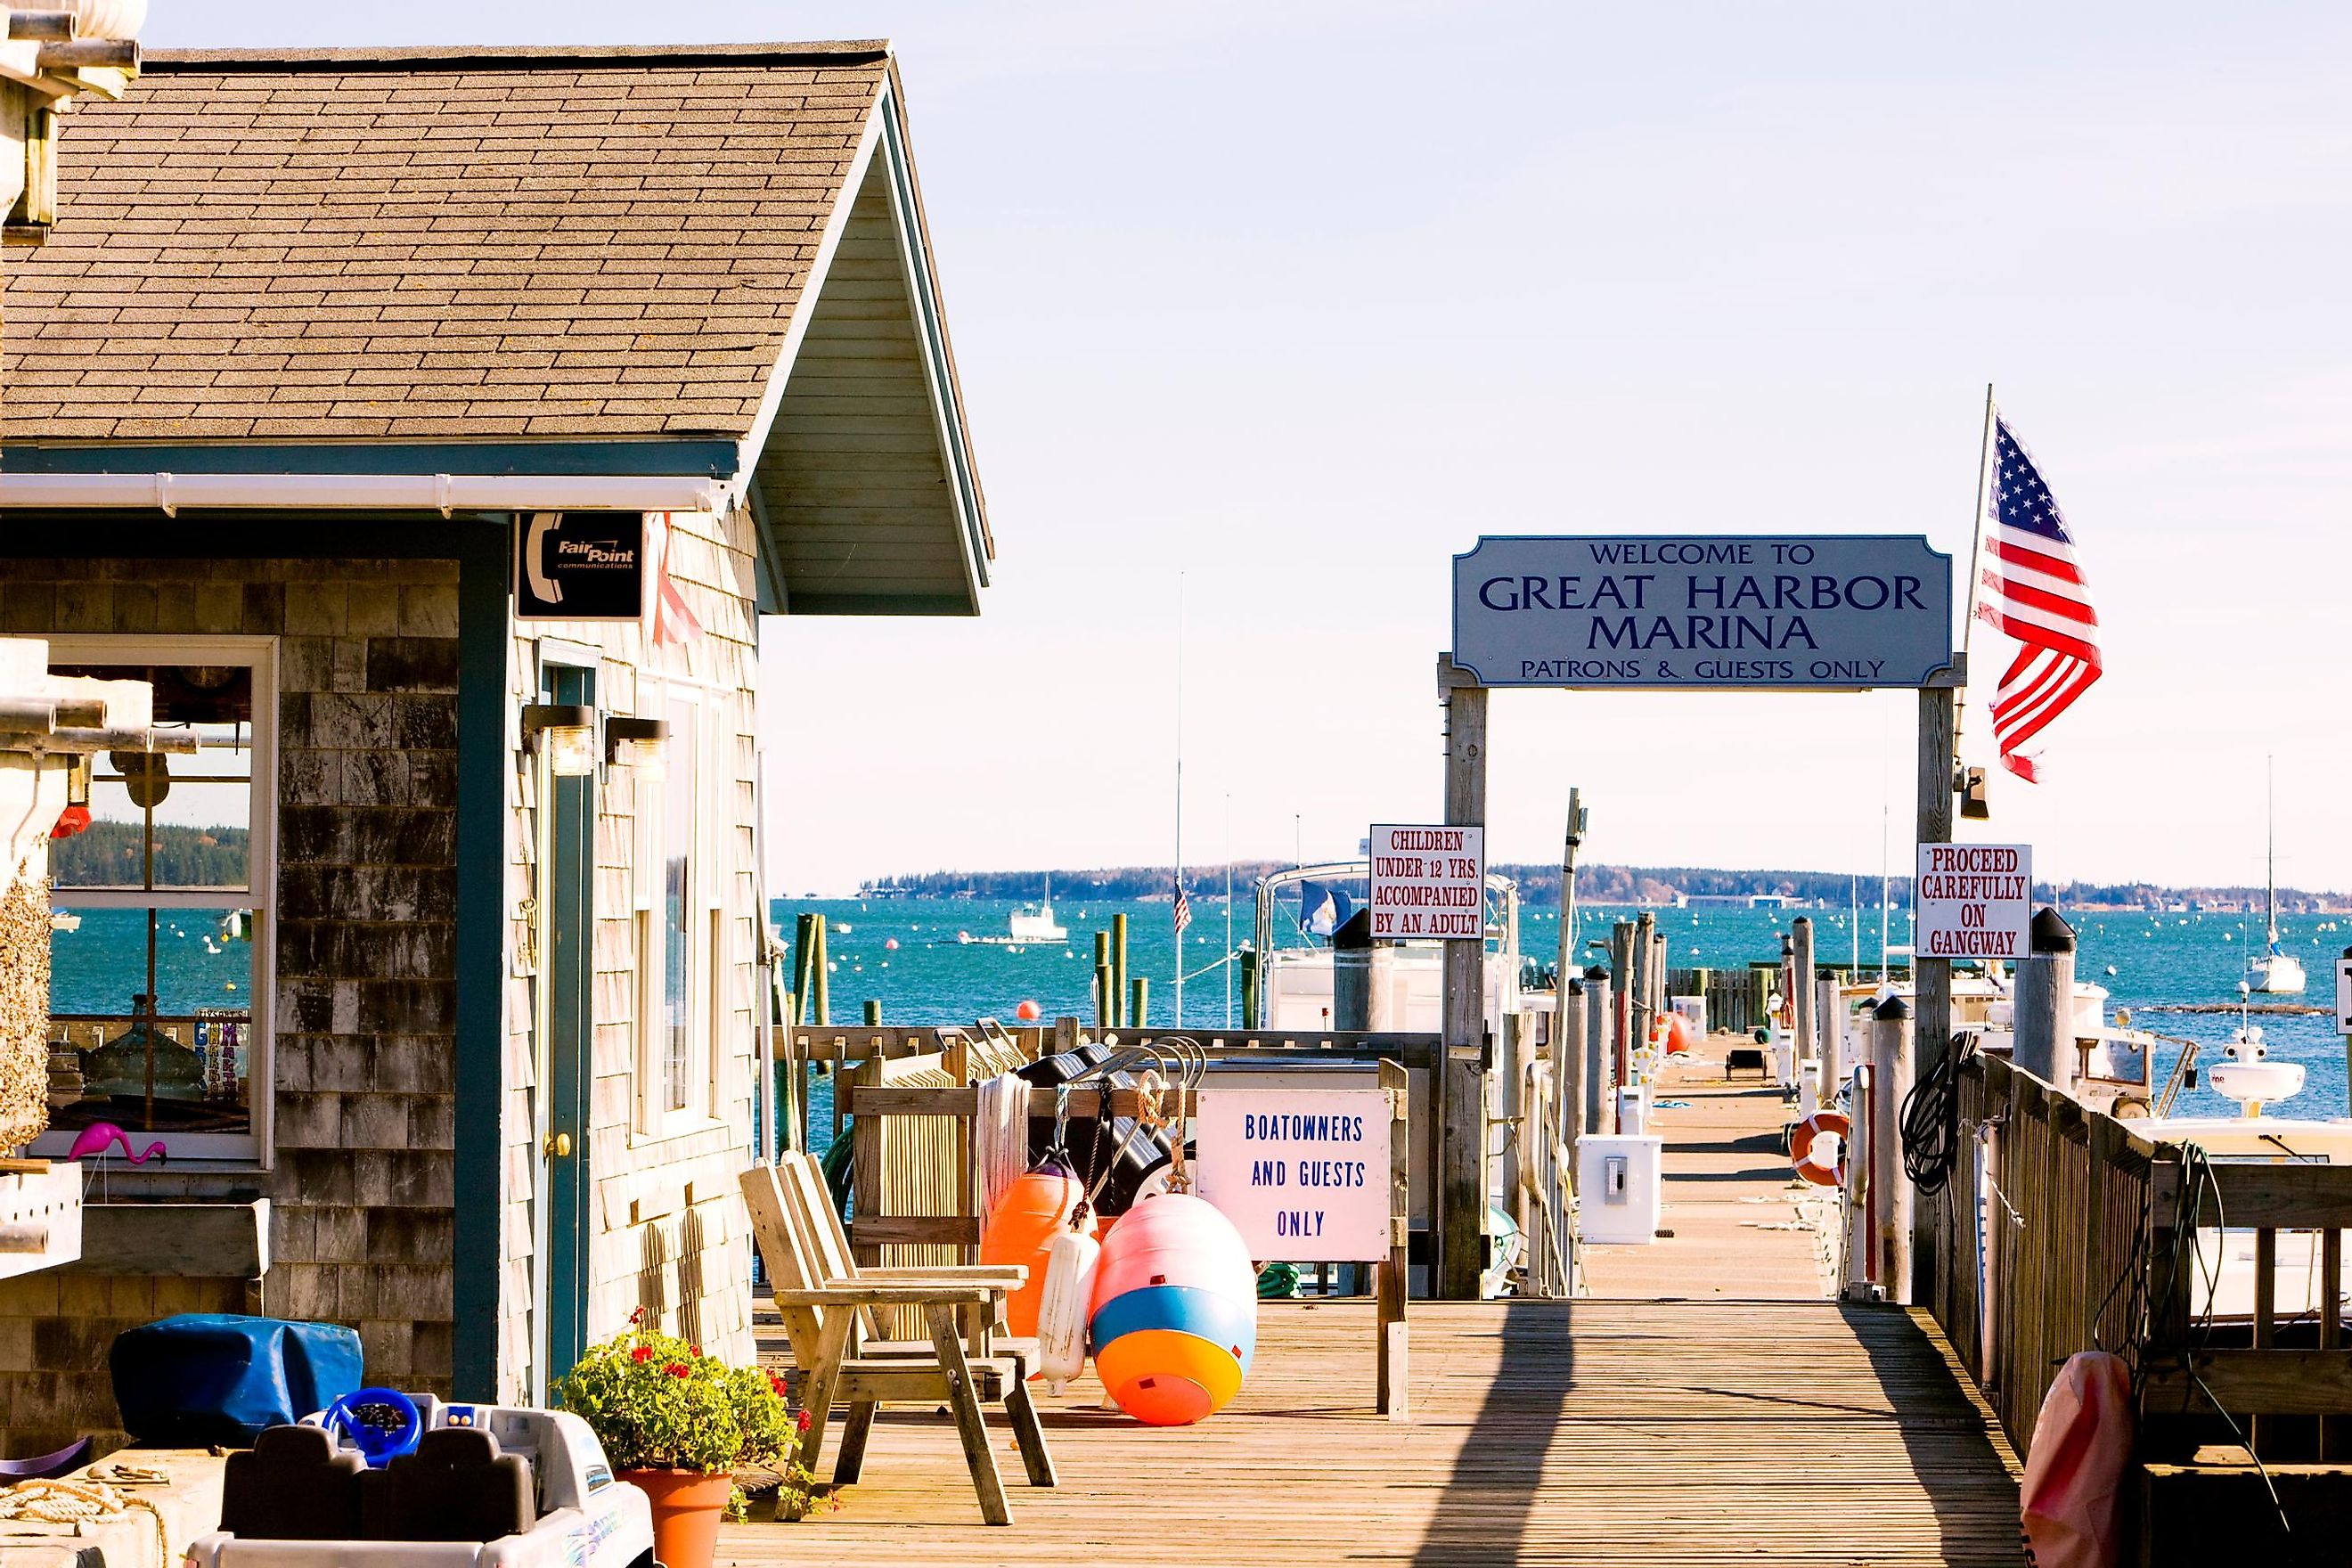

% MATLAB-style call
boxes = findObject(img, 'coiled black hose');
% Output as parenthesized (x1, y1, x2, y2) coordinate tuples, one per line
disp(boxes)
(1899, 1029, 1979, 1194)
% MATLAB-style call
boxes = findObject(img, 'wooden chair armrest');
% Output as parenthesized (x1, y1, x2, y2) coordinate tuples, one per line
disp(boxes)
(855, 1266, 1028, 1285)
(774, 1283, 1003, 1306)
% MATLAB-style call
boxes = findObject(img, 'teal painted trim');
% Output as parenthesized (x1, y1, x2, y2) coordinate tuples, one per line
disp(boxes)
(452, 524, 510, 1399)
(3, 439, 739, 478)
(787, 591, 976, 617)
(877, 89, 992, 593)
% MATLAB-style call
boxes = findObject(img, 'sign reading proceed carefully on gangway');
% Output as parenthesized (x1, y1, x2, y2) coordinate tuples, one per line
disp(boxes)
(1195, 1089, 1392, 1262)
(1915, 843, 2033, 960)
(1368, 823, 1485, 940)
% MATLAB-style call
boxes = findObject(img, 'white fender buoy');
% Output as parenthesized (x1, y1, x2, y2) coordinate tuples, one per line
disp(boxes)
(1037, 1223, 1102, 1393)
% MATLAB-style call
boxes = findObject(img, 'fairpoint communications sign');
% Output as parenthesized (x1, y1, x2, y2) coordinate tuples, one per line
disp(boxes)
(1451, 535, 1953, 689)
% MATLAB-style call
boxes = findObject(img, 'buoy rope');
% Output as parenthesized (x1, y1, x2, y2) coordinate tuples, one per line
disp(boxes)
(0, 1477, 168, 1562)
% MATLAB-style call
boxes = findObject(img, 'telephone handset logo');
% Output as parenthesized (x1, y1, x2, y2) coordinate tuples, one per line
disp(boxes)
(525, 512, 563, 604)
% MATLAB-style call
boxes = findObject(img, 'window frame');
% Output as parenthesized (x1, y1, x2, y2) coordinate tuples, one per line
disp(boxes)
(633, 683, 721, 1142)
(37, 633, 278, 1168)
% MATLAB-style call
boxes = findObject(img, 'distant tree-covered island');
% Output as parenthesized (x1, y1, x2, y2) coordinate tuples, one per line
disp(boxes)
(49, 821, 250, 888)
(861, 862, 2348, 913)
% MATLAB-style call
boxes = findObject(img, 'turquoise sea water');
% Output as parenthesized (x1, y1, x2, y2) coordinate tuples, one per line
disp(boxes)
(769, 894, 2352, 1124)
(40, 893, 2349, 1125)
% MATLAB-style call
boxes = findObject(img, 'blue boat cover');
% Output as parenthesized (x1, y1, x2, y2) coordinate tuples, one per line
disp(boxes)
(111, 1315, 363, 1445)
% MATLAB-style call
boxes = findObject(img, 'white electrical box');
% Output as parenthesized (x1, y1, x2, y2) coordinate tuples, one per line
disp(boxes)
(1578, 1134, 1664, 1245)
(1615, 1082, 1649, 1135)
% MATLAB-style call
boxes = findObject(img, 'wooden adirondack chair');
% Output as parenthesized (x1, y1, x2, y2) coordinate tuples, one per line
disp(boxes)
(740, 1155, 1057, 1525)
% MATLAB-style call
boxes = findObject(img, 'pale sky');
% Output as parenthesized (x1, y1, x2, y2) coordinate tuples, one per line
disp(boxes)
(153, 4, 2352, 895)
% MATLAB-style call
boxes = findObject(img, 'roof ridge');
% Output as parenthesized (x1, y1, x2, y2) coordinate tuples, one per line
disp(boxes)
(146, 40, 892, 71)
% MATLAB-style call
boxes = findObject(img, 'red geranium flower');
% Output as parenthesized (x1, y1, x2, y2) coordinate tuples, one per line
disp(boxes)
(796, 1408, 813, 1433)
(690, 1344, 701, 1357)
(666, 1363, 690, 1378)
(630, 1345, 654, 1363)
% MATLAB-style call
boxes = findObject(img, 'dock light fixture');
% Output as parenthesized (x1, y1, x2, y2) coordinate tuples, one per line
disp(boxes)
(603, 716, 668, 778)
(522, 704, 598, 778)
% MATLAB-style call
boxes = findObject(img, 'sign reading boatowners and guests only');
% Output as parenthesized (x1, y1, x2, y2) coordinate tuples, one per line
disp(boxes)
(1451, 535, 1952, 688)
(1368, 824, 1485, 940)
(1915, 844, 2034, 960)
(1194, 1089, 1392, 1262)
(514, 511, 646, 620)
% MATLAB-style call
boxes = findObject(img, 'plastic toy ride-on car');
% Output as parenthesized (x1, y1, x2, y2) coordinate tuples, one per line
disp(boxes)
(181, 1393, 655, 1567)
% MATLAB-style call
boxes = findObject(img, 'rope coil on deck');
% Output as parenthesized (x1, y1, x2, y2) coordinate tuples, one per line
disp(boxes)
(0, 1476, 169, 1562)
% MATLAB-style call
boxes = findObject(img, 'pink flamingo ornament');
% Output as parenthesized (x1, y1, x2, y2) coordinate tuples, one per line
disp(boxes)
(66, 1123, 167, 1164)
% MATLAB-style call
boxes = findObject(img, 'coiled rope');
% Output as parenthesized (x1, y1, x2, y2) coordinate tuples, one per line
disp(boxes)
(1899, 1029, 1979, 1195)
(0, 1476, 168, 1562)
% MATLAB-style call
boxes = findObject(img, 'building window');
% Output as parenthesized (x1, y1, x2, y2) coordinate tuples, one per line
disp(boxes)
(639, 691, 710, 1133)
(40, 638, 274, 1164)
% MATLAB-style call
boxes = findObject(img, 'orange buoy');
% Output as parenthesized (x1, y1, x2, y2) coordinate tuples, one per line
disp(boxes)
(1790, 1109, 1850, 1186)
(980, 1159, 1095, 1336)
(1015, 999, 1041, 1022)
(1663, 1014, 1696, 1056)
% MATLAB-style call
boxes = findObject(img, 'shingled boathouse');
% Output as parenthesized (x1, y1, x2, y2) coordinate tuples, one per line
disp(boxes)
(0, 41, 993, 1453)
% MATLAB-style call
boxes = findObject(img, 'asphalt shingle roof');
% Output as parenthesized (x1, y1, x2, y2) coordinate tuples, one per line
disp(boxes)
(1, 44, 894, 444)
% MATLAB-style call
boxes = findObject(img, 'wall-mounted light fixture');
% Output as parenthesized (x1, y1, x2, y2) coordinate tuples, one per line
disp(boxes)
(522, 704, 598, 778)
(604, 716, 668, 778)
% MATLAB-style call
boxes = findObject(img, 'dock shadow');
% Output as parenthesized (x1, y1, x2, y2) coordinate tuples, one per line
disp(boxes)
(1846, 1301, 2025, 1566)
(1409, 1301, 1575, 1566)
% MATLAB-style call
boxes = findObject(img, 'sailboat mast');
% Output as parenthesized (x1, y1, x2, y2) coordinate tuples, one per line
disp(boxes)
(2266, 755, 2277, 946)
(1173, 576, 1186, 1028)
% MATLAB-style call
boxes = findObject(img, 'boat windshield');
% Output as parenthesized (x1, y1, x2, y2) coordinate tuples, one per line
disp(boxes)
(1254, 862, 1517, 956)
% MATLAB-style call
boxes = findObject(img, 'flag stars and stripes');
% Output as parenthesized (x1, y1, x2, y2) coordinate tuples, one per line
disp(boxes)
(1974, 414, 2101, 782)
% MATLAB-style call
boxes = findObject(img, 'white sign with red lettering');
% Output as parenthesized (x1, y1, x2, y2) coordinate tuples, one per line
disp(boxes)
(1368, 823, 1485, 940)
(1915, 843, 2033, 960)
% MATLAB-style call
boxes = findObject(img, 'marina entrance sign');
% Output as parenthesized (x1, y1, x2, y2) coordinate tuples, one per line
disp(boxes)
(1915, 843, 2033, 960)
(1451, 535, 1953, 689)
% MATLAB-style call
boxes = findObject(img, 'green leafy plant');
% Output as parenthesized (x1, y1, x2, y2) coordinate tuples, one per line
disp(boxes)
(554, 1308, 809, 1491)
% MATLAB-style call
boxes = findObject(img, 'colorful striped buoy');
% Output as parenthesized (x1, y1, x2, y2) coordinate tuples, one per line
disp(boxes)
(1087, 1192, 1257, 1425)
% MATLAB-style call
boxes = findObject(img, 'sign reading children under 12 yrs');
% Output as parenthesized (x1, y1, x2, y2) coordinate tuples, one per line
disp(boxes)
(1194, 1089, 1392, 1262)
(1451, 535, 1954, 689)
(1915, 843, 2034, 960)
(1368, 823, 1485, 940)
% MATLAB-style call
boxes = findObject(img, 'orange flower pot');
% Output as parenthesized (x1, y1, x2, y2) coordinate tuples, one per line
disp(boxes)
(623, 1467, 734, 1568)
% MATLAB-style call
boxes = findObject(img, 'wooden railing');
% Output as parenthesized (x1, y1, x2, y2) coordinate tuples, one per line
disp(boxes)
(1929, 1054, 2352, 1552)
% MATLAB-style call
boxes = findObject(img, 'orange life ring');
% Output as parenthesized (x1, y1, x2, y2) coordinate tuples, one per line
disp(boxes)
(1789, 1110, 1850, 1187)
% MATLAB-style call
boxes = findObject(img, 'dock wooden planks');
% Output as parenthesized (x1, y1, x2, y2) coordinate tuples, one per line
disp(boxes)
(722, 1042, 2022, 1565)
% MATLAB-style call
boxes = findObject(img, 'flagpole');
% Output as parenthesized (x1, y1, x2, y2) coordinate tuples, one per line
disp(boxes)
(1173, 574, 1186, 1029)
(1957, 383, 1998, 734)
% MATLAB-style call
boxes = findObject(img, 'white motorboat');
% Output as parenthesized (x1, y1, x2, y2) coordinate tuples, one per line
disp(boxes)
(1009, 876, 1068, 943)
(1250, 861, 1526, 1033)
(2246, 758, 2305, 994)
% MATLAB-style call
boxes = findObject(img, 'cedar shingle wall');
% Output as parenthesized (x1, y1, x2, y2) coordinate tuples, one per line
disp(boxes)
(0, 557, 460, 1455)
(497, 502, 761, 1401)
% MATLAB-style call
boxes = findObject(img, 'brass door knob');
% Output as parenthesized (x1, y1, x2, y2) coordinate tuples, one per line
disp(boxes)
(543, 1131, 573, 1158)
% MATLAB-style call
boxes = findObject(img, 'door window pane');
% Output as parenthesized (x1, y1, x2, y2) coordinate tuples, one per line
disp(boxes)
(48, 906, 256, 1137)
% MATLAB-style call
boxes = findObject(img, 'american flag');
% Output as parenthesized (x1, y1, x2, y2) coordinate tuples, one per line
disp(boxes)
(1172, 879, 1192, 935)
(1974, 416, 2102, 782)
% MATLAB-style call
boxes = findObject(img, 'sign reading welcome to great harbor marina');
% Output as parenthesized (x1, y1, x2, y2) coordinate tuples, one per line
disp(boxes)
(1915, 843, 2033, 960)
(1194, 1089, 1392, 1262)
(1368, 823, 1485, 940)
(1451, 535, 1953, 689)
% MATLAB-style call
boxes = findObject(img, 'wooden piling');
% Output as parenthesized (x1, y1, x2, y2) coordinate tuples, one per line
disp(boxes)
(811, 917, 830, 1027)
(1129, 976, 1149, 1028)
(863, 999, 882, 1026)
(2013, 909, 2074, 1089)
(1111, 913, 1129, 1030)
(1583, 970, 1611, 1135)
(1912, 679, 1956, 1308)
(1610, 923, 1636, 1086)
(1871, 994, 1914, 1303)
(1437, 654, 1489, 1301)
(1238, 946, 1260, 1029)
(1792, 915, 1817, 1077)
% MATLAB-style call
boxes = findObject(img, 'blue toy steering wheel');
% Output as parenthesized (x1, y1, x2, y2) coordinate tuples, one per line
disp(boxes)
(323, 1387, 422, 1468)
